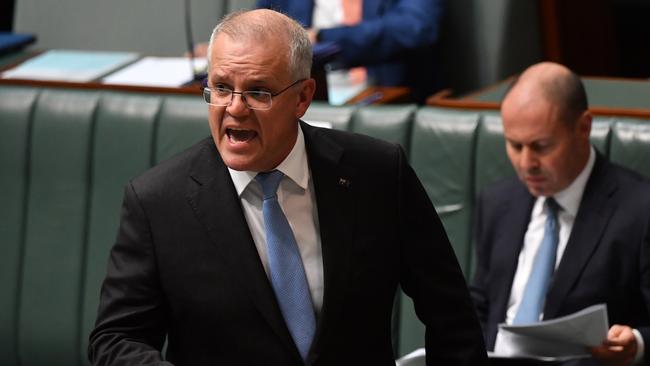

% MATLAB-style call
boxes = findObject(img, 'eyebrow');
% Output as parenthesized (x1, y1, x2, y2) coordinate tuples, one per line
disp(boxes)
(208, 75, 272, 87)
(506, 137, 553, 146)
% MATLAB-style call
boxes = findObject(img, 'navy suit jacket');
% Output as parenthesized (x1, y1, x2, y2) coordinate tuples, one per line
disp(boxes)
(257, 0, 443, 103)
(89, 122, 487, 365)
(470, 152, 650, 365)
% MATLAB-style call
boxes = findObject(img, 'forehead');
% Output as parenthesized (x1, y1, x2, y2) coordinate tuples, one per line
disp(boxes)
(209, 34, 289, 82)
(501, 96, 567, 142)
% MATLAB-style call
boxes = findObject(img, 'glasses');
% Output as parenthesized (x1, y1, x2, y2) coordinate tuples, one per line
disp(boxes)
(203, 79, 306, 110)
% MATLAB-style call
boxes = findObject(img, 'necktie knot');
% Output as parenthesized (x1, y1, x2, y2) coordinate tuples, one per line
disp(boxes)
(546, 197, 561, 218)
(256, 170, 284, 200)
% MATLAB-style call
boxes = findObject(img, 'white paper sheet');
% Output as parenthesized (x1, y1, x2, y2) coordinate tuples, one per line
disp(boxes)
(1, 49, 138, 82)
(494, 304, 608, 359)
(102, 56, 207, 87)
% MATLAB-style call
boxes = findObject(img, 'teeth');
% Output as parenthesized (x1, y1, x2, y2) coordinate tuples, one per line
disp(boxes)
(227, 128, 256, 142)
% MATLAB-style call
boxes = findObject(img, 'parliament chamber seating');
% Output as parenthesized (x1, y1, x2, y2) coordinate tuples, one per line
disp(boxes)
(1, 85, 649, 365)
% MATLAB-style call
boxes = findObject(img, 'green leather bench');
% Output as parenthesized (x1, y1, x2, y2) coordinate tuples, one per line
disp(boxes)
(1, 85, 649, 365)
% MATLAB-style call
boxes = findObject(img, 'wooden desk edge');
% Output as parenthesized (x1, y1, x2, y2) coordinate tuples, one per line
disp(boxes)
(428, 96, 650, 119)
(0, 77, 203, 95)
(428, 76, 650, 119)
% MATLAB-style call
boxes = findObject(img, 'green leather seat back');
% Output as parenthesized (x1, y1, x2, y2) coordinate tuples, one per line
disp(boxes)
(79, 92, 161, 365)
(410, 107, 480, 273)
(303, 102, 356, 131)
(350, 104, 416, 152)
(155, 96, 210, 164)
(590, 117, 613, 155)
(398, 107, 479, 356)
(474, 113, 515, 198)
(610, 118, 650, 178)
(0, 86, 39, 366)
(19, 89, 99, 366)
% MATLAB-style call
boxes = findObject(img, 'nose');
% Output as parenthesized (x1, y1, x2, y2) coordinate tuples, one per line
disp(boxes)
(226, 93, 249, 117)
(520, 147, 539, 172)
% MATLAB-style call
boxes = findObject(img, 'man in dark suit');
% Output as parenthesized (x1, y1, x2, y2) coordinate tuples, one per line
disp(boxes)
(88, 9, 486, 366)
(470, 62, 650, 366)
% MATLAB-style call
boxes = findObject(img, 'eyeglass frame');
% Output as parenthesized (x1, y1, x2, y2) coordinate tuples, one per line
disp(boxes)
(203, 79, 306, 110)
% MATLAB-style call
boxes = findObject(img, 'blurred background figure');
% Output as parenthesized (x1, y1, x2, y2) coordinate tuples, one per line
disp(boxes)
(193, 0, 443, 104)
(256, 0, 444, 104)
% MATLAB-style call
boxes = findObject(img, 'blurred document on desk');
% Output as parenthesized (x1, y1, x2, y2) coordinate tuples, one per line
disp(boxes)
(1, 49, 138, 82)
(103, 56, 207, 87)
(495, 304, 608, 359)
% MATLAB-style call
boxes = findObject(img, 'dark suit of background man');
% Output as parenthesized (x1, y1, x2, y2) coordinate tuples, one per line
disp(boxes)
(88, 9, 486, 366)
(256, 0, 443, 103)
(470, 62, 650, 366)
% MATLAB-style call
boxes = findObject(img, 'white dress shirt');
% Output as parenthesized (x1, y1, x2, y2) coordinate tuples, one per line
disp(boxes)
(312, 0, 344, 29)
(228, 125, 324, 313)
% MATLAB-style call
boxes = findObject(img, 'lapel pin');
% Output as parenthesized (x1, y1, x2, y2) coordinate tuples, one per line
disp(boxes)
(338, 177, 351, 188)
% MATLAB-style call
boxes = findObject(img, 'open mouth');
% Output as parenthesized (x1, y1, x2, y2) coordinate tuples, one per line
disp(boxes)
(227, 128, 257, 143)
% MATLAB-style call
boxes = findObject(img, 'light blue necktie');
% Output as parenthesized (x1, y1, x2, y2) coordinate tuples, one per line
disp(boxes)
(513, 197, 561, 325)
(256, 170, 316, 360)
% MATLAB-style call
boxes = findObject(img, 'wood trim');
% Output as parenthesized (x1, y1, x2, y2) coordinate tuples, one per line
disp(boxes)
(344, 86, 411, 105)
(429, 97, 650, 119)
(588, 107, 650, 119)
(459, 77, 516, 100)
(429, 75, 650, 118)
(427, 98, 501, 111)
(0, 77, 203, 95)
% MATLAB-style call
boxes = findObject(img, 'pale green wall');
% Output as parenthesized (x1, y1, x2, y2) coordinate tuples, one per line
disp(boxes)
(14, 0, 226, 56)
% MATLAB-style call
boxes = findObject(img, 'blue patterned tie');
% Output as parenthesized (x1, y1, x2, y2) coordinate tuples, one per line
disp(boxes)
(256, 170, 316, 360)
(513, 197, 561, 324)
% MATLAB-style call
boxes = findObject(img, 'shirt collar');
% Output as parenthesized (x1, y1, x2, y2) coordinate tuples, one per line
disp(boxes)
(551, 146, 596, 216)
(228, 124, 309, 196)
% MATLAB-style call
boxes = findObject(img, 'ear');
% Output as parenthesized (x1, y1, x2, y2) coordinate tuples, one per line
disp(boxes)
(295, 78, 316, 119)
(576, 110, 592, 140)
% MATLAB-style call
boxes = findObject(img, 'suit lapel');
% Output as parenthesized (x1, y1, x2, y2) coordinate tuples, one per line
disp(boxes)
(492, 182, 535, 323)
(185, 139, 300, 360)
(544, 154, 617, 318)
(301, 122, 356, 362)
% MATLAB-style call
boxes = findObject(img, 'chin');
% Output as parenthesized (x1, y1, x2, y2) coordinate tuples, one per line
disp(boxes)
(220, 154, 253, 171)
(525, 185, 545, 197)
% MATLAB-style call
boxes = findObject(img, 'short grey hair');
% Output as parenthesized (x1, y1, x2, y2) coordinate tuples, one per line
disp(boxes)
(206, 9, 312, 80)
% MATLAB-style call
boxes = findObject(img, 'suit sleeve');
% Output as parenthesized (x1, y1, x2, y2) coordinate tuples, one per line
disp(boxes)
(468, 191, 490, 335)
(396, 146, 487, 365)
(317, 0, 443, 67)
(639, 213, 650, 365)
(88, 183, 173, 366)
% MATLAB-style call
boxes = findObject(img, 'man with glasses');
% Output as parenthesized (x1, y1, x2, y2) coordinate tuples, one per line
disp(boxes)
(89, 9, 486, 365)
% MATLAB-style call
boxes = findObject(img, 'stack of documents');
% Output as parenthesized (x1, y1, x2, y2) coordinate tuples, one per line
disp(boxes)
(491, 304, 609, 362)
(1, 49, 138, 82)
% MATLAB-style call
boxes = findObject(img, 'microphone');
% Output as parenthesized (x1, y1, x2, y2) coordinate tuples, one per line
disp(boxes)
(184, 0, 206, 84)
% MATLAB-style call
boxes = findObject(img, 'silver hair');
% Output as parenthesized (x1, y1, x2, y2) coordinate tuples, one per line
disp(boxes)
(206, 9, 312, 80)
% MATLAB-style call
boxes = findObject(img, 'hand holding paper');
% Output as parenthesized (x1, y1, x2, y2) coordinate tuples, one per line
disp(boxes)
(590, 324, 638, 366)
(494, 304, 609, 360)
